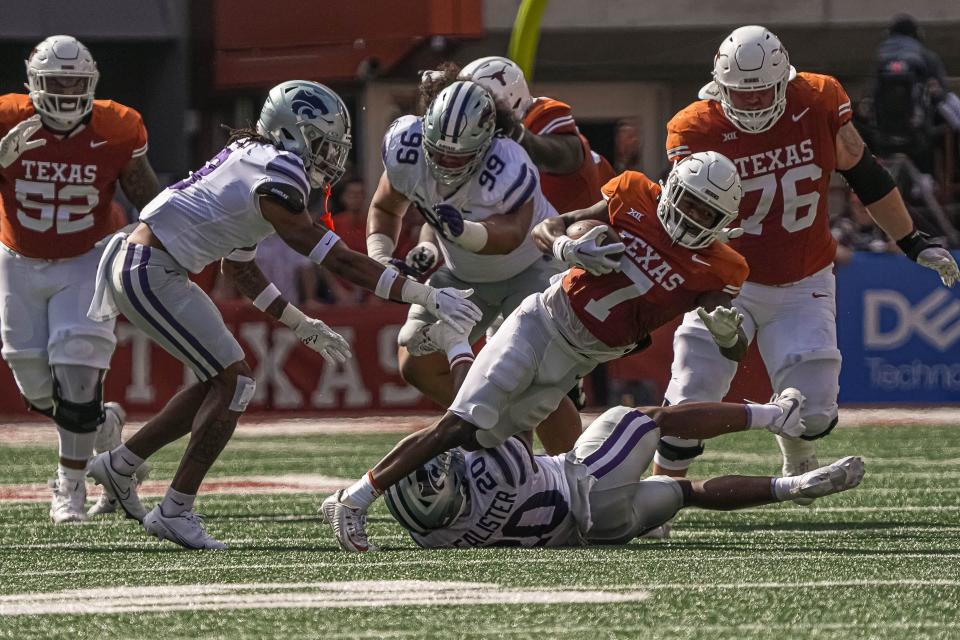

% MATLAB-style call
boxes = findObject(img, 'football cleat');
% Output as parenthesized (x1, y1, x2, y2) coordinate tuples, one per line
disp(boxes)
(49, 474, 88, 524)
(144, 506, 226, 550)
(767, 388, 805, 437)
(790, 456, 865, 501)
(321, 490, 377, 552)
(87, 452, 148, 522)
(87, 462, 150, 518)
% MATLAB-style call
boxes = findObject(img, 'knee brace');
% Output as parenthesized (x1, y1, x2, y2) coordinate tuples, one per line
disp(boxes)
(51, 371, 104, 434)
(654, 436, 705, 471)
(799, 414, 839, 441)
(229, 375, 257, 413)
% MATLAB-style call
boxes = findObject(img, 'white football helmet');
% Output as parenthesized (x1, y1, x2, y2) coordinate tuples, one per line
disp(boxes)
(657, 151, 742, 249)
(421, 80, 496, 187)
(703, 25, 797, 134)
(458, 56, 533, 120)
(257, 80, 352, 191)
(383, 451, 469, 534)
(25, 35, 99, 130)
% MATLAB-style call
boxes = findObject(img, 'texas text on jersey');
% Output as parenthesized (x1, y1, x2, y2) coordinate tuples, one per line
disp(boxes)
(0, 94, 147, 259)
(666, 72, 851, 285)
(562, 171, 749, 347)
(524, 97, 603, 214)
(409, 439, 578, 549)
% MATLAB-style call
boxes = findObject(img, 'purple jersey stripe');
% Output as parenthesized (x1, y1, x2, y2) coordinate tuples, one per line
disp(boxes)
(591, 419, 658, 480)
(120, 246, 215, 379)
(505, 171, 537, 214)
(266, 161, 310, 196)
(138, 247, 226, 375)
(582, 409, 644, 467)
(502, 164, 528, 202)
(503, 439, 528, 485)
(486, 447, 515, 487)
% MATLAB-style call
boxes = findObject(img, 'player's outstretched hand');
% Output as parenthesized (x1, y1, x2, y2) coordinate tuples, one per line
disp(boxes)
(293, 316, 353, 364)
(0, 114, 47, 168)
(917, 247, 959, 287)
(696, 305, 743, 349)
(559, 225, 625, 275)
(426, 287, 481, 333)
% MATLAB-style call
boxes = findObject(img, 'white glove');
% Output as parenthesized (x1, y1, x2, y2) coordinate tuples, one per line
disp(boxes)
(281, 305, 352, 364)
(553, 225, 625, 276)
(425, 287, 482, 333)
(715, 227, 744, 244)
(696, 306, 743, 349)
(405, 241, 439, 275)
(0, 114, 47, 168)
(917, 247, 959, 287)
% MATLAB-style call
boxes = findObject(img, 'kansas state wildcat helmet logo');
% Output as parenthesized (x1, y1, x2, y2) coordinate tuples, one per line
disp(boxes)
(291, 89, 330, 120)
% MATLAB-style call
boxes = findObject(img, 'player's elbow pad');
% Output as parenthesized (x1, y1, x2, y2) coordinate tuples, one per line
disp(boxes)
(838, 150, 896, 206)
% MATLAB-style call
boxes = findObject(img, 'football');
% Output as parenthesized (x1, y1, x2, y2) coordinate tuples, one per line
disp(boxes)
(565, 219, 624, 259)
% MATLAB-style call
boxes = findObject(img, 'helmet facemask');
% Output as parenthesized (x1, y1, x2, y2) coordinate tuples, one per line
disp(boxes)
(423, 136, 492, 188)
(715, 73, 789, 134)
(302, 124, 352, 191)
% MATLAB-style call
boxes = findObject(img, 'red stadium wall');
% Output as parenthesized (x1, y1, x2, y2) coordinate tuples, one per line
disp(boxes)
(0, 302, 772, 418)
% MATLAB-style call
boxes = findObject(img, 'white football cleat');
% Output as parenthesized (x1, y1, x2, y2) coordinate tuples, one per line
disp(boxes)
(791, 456, 865, 501)
(321, 490, 377, 552)
(144, 506, 226, 550)
(87, 458, 151, 518)
(49, 474, 88, 524)
(87, 452, 148, 522)
(767, 388, 805, 437)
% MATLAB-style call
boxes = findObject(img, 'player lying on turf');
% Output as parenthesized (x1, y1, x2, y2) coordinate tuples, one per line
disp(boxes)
(381, 395, 864, 549)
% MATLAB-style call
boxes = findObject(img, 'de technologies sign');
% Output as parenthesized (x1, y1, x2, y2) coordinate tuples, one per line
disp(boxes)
(837, 252, 960, 403)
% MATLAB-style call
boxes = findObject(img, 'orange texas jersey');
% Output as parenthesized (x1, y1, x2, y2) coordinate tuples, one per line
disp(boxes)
(0, 94, 148, 259)
(524, 97, 603, 213)
(563, 171, 749, 348)
(666, 72, 852, 285)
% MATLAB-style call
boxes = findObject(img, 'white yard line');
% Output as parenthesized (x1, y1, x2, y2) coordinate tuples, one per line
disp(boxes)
(0, 580, 651, 616)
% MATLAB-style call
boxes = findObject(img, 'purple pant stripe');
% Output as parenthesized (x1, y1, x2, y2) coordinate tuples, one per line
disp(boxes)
(591, 420, 659, 480)
(582, 409, 645, 467)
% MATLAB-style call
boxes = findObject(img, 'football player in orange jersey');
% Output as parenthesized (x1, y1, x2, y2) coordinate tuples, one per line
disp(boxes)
(322, 151, 763, 552)
(0, 35, 160, 523)
(652, 26, 959, 504)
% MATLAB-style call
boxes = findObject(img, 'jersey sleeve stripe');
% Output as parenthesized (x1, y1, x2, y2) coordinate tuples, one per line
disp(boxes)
(486, 447, 516, 486)
(722, 286, 741, 294)
(667, 145, 690, 155)
(503, 439, 529, 485)
(537, 115, 576, 135)
(502, 164, 529, 202)
(265, 161, 310, 196)
(505, 171, 538, 213)
(131, 142, 149, 158)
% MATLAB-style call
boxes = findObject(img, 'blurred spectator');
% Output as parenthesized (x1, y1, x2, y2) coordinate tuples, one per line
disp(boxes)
(832, 192, 897, 265)
(868, 14, 960, 172)
(613, 118, 642, 173)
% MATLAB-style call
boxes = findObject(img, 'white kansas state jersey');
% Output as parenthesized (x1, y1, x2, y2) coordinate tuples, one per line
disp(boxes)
(411, 439, 579, 548)
(140, 140, 310, 274)
(382, 115, 558, 283)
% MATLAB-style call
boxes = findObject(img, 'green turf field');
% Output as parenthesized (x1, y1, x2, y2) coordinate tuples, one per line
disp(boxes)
(1, 419, 959, 639)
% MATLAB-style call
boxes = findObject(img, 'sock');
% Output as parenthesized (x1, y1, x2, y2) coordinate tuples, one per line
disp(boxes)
(109, 445, 144, 476)
(340, 472, 382, 510)
(745, 403, 783, 429)
(57, 465, 86, 482)
(160, 488, 196, 516)
(445, 342, 475, 369)
(57, 426, 97, 463)
(772, 476, 799, 501)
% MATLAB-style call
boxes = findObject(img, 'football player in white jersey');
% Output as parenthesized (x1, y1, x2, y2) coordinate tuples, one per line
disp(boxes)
(84, 80, 480, 550)
(366, 80, 581, 453)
